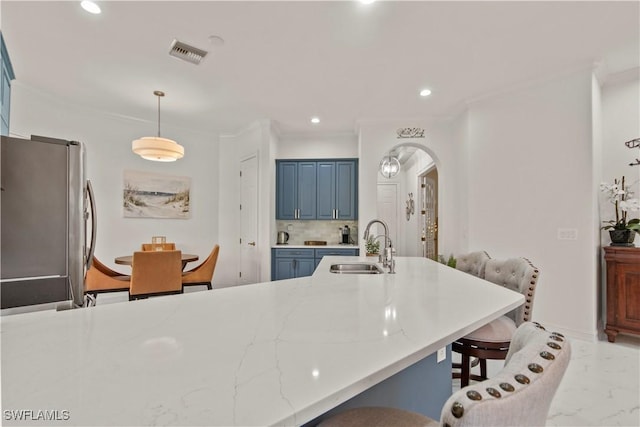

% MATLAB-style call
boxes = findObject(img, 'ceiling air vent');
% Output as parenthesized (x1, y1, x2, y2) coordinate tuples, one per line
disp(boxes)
(169, 39, 208, 65)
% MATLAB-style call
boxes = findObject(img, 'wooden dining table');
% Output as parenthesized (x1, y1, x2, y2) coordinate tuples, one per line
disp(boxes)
(115, 253, 199, 270)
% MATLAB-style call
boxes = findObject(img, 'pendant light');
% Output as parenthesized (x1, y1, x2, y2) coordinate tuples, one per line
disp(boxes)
(132, 91, 185, 162)
(379, 154, 400, 178)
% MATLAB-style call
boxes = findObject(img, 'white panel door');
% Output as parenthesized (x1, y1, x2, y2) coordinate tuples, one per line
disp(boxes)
(239, 155, 259, 285)
(376, 183, 398, 253)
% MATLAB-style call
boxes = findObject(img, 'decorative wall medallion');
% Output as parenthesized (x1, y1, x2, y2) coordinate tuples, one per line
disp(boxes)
(397, 127, 425, 138)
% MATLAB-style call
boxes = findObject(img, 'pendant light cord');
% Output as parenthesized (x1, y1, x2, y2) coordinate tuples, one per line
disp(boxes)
(154, 90, 165, 138)
(157, 93, 161, 138)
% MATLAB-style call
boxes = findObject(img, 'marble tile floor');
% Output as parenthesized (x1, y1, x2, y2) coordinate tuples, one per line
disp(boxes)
(452, 334, 640, 427)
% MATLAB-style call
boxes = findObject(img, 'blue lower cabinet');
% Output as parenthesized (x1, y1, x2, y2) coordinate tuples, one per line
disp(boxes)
(314, 248, 359, 270)
(271, 248, 315, 281)
(296, 258, 316, 277)
(315, 248, 359, 258)
(274, 258, 296, 281)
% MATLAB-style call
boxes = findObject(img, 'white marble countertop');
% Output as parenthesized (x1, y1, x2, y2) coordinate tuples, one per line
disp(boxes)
(272, 244, 359, 249)
(1, 256, 523, 426)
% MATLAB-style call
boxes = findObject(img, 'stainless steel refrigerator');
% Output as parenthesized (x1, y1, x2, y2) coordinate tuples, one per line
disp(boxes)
(1, 135, 96, 310)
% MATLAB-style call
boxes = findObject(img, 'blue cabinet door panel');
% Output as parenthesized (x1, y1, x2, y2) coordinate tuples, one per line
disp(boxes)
(297, 162, 317, 219)
(336, 161, 357, 220)
(296, 258, 316, 278)
(316, 162, 336, 220)
(274, 258, 295, 281)
(277, 161, 298, 220)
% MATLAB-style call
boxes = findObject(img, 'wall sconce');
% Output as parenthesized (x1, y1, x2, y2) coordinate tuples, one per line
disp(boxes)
(379, 154, 400, 178)
(405, 192, 414, 221)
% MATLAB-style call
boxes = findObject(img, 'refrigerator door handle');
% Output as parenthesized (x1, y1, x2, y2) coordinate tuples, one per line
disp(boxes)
(85, 180, 97, 271)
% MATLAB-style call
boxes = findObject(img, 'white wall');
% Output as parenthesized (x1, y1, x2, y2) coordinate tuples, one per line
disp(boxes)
(601, 69, 640, 224)
(403, 150, 434, 257)
(277, 133, 357, 159)
(460, 69, 598, 339)
(358, 120, 459, 257)
(9, 83, 220, 281)
(218, 120, 276, 286)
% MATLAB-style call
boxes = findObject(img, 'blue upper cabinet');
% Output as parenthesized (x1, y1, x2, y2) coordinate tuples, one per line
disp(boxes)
(297, 162, 317, 219)
(335, 160, 357, 219)
(277, 159, 357, 220)
(277, 161, 298, 220)
(316, 162, 336, 219)
(276, 160, 317, 220)
(1, 32, 15, 137)
(317, 160, 358, 220)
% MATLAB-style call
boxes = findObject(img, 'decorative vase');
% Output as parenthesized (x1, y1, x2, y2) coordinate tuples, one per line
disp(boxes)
(609, 229, 636, 246)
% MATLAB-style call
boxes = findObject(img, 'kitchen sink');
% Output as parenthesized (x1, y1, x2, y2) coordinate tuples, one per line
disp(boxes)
(329, 263, 384, 274)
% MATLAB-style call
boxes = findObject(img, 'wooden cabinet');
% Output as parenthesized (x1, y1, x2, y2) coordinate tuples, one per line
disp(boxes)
(271, 247, 359, 280)
(603, 246, 640, 342)
(1, 32, 15, 136)
(276, 159, 358, 220)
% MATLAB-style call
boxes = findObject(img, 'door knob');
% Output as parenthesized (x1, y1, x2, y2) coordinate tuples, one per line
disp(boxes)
(248, 241, 256, 246)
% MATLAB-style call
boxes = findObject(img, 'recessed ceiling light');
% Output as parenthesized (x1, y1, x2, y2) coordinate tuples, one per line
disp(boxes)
(80, 1, 101, 14)
(311, 117, 320, 124)
(420, 89, 432, 97)
(360, 0, 376, 4)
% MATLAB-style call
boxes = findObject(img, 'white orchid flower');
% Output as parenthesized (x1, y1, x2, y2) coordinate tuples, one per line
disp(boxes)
(620, 198, 640, 212)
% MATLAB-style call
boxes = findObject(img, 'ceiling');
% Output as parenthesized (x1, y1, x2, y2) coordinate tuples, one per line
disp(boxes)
(2, 1, 638, 136)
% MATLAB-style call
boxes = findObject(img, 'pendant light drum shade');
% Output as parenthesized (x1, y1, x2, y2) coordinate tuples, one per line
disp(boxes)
(132, 91, 185, 162)
(132, 136, 184, 162)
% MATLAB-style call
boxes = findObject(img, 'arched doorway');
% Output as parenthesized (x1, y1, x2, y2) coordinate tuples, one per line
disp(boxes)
(376, 143, 439, 260)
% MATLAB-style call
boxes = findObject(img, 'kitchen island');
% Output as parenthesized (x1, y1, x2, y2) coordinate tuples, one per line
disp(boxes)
(1, 256, 523, 426)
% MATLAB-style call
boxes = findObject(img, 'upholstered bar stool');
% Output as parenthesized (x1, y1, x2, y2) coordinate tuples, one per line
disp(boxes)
(452, 251, 491, 377)
(317, 322, 570, 427)
(453, 258, 539, 387)
(455, 251, 491, 278)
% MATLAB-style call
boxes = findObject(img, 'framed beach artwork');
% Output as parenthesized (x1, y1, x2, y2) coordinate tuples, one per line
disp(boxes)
(123, 170, 191, 219)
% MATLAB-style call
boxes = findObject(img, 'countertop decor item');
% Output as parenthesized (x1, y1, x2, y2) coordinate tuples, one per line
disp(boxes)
(600, 176, 640, 246)
(304, 240, 327, 246)
(132, 90, 185, 162)
(365, 236, 380, 256)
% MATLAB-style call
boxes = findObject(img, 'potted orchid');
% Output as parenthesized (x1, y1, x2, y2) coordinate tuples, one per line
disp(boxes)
(600, 176, 640, 246)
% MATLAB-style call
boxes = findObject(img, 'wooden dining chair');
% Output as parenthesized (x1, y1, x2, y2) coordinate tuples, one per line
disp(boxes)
(182, 244, 220, 290)
(84, 256, 130, 305)
(129, 250, 183, 300)
(141, 242, 176, 251)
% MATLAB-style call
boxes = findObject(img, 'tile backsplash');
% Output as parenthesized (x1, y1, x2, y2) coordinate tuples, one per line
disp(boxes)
(276, 220, 358, 245)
